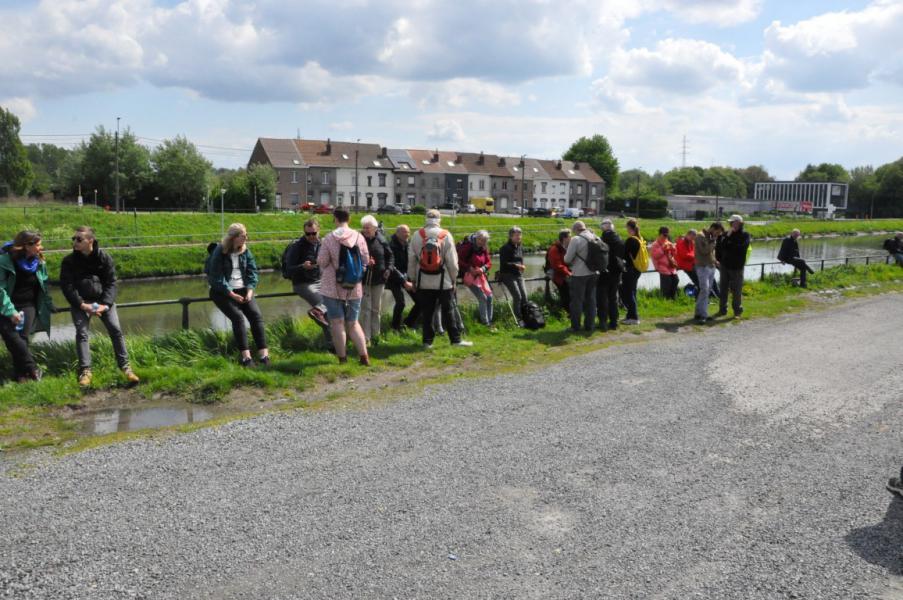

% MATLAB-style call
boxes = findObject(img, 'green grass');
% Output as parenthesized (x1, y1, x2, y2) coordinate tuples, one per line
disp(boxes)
(1, 263, 901, 451)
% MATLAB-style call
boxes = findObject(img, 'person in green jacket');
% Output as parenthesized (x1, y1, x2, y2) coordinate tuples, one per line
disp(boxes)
(0, 230, 52, 382)
(206, 223, 270, 367)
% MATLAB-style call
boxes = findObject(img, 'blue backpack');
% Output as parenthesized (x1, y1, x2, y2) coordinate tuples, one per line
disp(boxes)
(336, 234, 365, 289)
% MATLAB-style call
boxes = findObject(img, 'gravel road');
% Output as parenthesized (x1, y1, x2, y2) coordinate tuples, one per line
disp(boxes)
(2, 293, 903, 599)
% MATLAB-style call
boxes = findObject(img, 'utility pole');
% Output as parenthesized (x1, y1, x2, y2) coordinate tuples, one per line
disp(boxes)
(114, 117, 121, 213)
(354, 138, 360, 209)
(635, 170, 641, 218)
(520, 155, 526, 216)
(220, 188, 226, 237)
(681, 135, 689, 169)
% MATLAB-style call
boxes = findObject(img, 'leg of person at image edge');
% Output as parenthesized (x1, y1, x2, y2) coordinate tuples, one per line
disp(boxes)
(0, 312, 39, 382)
(324, 297, 369, 366)
(72, 305, 138, 386)
(716, 266, 729, 317)
(728, 269, 744, 318)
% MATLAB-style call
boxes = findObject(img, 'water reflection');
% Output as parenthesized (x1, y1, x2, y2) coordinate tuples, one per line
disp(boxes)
(42, 235, 888, 342)
(84, 405, 216, 435)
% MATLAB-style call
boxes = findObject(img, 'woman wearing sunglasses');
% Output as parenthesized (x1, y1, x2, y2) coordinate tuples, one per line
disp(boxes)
(59, 226, 139, 387)
(206, 223, 270, 367)
(0, 230, 52, 382)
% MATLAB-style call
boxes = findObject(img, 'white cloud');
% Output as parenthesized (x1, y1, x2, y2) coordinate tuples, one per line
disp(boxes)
(663, 0, 762, 27)
(411, 79, 521, 110)
(609, 38, 746, 95)
(0, 97, 37, 122)
(762, 0, 903, 92)
(426, 119, 465, 142)
(590, 77, 648, 114)
(330, 121, 354, 131)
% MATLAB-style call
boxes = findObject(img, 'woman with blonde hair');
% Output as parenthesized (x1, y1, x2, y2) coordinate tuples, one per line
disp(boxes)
(206, 223, 270, 367)
(0, 230, 52, 382)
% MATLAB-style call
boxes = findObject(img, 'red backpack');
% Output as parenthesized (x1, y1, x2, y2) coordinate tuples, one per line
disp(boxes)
(418, 228, 448, 275)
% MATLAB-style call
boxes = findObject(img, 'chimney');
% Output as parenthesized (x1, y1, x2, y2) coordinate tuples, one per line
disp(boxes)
(556, 160, 562, 170)
(432, 150, 439, 162)
(455, 154, 463, 164)
(380, 146, 388, 158)
(477, 151, 484, 165)
(519, 157, 525, 168)
(325, 138, 332, 155)
(498, 157, 506, 167)
(573, 161, 580, 169)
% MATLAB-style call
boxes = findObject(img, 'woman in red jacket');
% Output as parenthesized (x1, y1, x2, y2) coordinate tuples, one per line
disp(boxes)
(460, 230, 494, 326)
(675, 229, 699, 288)
(651, 226, 678, 299)
(545, 229, 572, 312)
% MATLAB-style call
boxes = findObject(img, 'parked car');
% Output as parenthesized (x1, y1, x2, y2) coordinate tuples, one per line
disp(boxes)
(399, 204, 412, 214)
(463, 203, 477, 213)
(528, 207, 551, 218)
(313, 204, 333, 214)
(583, 207, 597, 217)
(562, 207, 583, 218)
(440, 202, 458, 210)
(470, 197, 494, 214)
(377, 204, 401, 214)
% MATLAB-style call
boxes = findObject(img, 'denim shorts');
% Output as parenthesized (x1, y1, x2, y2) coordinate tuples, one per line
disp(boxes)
(323, 296, 362, 323)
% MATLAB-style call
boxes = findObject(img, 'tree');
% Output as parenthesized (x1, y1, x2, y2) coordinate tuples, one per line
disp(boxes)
(26, 143, 70, 197)
(563, 134, 619, 192)
(618, 168, 652, 194)
(63, 126, 153, 207)
(151, 136, 213, 208)
(246, 163, 278, 211)
(733, 165, 774, 198)
(663, 167, 703, 195)
(872, 158, 903, 218)
(795, 163, 850, 183)
(700, 167, 746, 198)
(0, 107, 34, 196)
(847, 166, 878, 217)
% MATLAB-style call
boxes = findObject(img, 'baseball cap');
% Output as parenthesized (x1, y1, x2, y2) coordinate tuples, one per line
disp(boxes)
(728, 214, 743, 223)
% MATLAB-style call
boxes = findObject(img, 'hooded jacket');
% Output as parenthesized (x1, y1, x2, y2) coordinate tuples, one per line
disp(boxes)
(317, 225, 370, 300)
(408, 222, 458, 290)
(651, 238, 677, 275)
(601, 229, 626, 275)
(59, 241, 118, 307)
(0, 252, 52, 334)
(675, 236, 696, 271)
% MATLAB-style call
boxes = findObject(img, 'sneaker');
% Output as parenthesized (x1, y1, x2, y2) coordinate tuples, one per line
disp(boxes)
(122, 367, 140, 384)
(887, 477, 903, 497)
(78, 369, 93, 387)
(307, 307, 330, 329)
(239, 357, 254, 368)
(621, 318, 640, 325)
(715, 310, 728, 317)
(452, 340, 474, 347)
(423, 343, 434, 350)
(258, 355, 271, 367)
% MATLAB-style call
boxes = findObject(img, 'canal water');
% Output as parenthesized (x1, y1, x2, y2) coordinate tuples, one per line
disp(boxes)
(39, 234, 890, 343)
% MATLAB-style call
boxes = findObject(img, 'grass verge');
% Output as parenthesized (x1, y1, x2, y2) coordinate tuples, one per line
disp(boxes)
(1, 263, 901, 452)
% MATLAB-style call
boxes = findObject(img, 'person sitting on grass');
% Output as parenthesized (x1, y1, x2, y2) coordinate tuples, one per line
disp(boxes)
(778, 229, 816, 288)
(207, 223, 270, 368)
(0, 230, 51, 383)
(59, 226, 139, 386)
(317, 207, 371, 365)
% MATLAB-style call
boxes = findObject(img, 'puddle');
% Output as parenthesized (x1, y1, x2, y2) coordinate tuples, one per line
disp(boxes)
(78, 404, 223, 435)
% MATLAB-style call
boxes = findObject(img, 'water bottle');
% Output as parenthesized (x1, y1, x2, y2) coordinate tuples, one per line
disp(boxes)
(14, 311, 25, 332)
(92, 302, 99, 314)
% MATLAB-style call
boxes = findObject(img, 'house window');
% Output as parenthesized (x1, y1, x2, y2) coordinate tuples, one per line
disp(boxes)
(291, 170, 298, 184)
(560, 183, 566, 191)
(352, 175, 357, 185)
(479, 179, 485, 191)
(432, 177, 440, 189)
(502, 181, 508, 190)
(591, 185, 597, 195)
(379, 173, 386, 187)
(337, 192, 344, 205)
(290, 193, 300, 206)
(577, 185, 583, 194)
(396, 177, 401, 187)
(541, 182, 547, 193)
(469, 181, 474, 191)
(408, 176, 415, 186)
(367, 175, 372, 187)
(321, 171, 330, 185)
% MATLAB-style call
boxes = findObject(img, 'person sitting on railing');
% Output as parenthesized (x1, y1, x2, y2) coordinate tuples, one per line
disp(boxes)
(459, 230, 494, 327)
(498, 226, 527, 328)
(59, 226, 139, 387)
(545, 229, 571, 314)
(778, 229, 816, 288)
(283, 218, 333, 352)
(207, 223, 270, 368)
(0, 230, 51, 383)
(883, 232, 903, 266)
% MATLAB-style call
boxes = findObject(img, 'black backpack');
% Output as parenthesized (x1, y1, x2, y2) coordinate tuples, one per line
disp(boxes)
(581, 235, 609, 274)
(521, 301, 546, 330)
(281, 238, 304, 280)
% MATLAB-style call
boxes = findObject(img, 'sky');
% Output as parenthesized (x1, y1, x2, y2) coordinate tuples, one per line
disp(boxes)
(1, 0, 902, 179)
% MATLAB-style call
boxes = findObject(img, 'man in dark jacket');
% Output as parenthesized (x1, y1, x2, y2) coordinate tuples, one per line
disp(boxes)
(884, 232, 903, 266)
(718, 215, 751, 318)
(283, 219, 333, 348)
(387, 224, 419, 330)
(59, 226, 138, 386)
(778, 229, 815, 287)
(360, 215, 394, 343)
(597, 219, 625, 331)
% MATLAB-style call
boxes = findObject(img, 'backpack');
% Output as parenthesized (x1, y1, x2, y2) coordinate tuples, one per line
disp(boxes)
(203, 242, 218, 275)
(579, 234, 609, 274)
(418, 228, 448, 275)
(456, 237, 474, 267)
(280, 238, 304, 280)
(630, 235, 650, 272)
(336, 235, 365, 289)
(521, 300, 546, 330)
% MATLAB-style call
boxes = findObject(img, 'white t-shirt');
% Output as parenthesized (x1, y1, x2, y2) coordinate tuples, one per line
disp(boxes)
(228, 253, 244, 289)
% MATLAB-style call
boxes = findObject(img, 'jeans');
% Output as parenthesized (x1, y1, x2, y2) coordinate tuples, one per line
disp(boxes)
(695, 266, 715, 319)
(0, 306, 37, 378)
(620, 270, 640, 320)
(417, 289, 461, 344)
(388, 283, 418, 329)
(568, 274, 598, 331)
(323, 296, 362, 323)
(785, 258, 815, 286)
(720, 268, 745, 315)
(499, 272, 527, 322)
(71, 304, 130, 371)
(597, 271, 621, 329)
(293, 280, 332, 348)
(684, 268, 699, 288)
(895, 253, 903, 266)
(467, 284, 493, 325)
(360, 283, 384, 341)
(659, 273, 679, 299)
(210, 289, 268, 352)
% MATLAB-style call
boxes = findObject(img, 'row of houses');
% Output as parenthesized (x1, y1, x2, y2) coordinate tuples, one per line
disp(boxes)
(248, 138, 606, 212)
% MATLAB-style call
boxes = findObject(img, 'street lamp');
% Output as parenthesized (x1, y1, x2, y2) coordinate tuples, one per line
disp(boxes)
(634, 168, 641, 218)
(114, 116, 121, 213)
(520, 155, 526, 216)
(93, 189, 97, 208)
(354, 138, 360, 209)
(220, 188, 226, 236)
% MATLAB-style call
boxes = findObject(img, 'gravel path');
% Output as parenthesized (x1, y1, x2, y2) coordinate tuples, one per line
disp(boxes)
(2, 293, 903, 599)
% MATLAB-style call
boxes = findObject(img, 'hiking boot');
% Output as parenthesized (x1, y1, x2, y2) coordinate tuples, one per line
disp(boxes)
(258, 355, 271, 367)
(78, 369, 93, 387)
(122, 367, 140, 384)
(452, 340, 474, 347)
(887, 477, 903, 497)
(359, 355, 371, 367)
(307, 307, 330, 329)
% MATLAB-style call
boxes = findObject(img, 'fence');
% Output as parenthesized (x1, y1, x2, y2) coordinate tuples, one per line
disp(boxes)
(48, 254, 895, 331)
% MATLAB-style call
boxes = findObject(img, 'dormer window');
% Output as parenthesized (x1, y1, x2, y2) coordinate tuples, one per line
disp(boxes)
(342, 154, 349, 160)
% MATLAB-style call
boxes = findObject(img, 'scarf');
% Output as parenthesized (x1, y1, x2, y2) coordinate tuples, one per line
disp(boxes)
(15, 256, 40, 273)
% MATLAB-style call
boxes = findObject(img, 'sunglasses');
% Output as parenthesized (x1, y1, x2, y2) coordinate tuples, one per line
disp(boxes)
(304, 231, 318, 237)
(72, 236, 86, 243)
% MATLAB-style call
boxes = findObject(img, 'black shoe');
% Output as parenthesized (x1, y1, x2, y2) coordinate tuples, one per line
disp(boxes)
(239, 357, 254, 368)
(888, 477, 903, 497)
(258, 355, 271, 367)
(715, 310, 728, 317)
(608, 323, 618, 331)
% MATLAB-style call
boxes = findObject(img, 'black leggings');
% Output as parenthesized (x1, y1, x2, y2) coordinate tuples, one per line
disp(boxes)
(0, 306, 37, 378)
(210, 289, 267, 353)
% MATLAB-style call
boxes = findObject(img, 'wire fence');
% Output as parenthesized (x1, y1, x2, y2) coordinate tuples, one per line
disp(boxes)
(46, 254, 896, 331)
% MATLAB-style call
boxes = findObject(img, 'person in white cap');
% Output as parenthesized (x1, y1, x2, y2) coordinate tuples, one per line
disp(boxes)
(718, 215, 750, 318)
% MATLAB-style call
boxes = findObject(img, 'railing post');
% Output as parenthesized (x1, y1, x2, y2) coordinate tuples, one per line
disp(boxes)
(820, 260, 825, 271)
(760, 263, 765, 281)
(866, 256, 870, 266)
(180, 298, 191, 330)
(845, 257, 850, 266)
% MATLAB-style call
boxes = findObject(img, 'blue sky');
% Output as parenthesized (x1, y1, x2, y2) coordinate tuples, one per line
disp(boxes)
(2, 0, 901, 180)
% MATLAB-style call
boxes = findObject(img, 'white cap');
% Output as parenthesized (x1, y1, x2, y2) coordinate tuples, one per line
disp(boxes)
(728, 214, 743, 223)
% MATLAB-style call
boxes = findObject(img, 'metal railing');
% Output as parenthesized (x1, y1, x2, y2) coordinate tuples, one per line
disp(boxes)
(47, 254, 896, 330)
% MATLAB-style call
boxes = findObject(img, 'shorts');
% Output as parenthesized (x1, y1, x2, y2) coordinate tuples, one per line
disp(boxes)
(323, 296, 362, 323)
